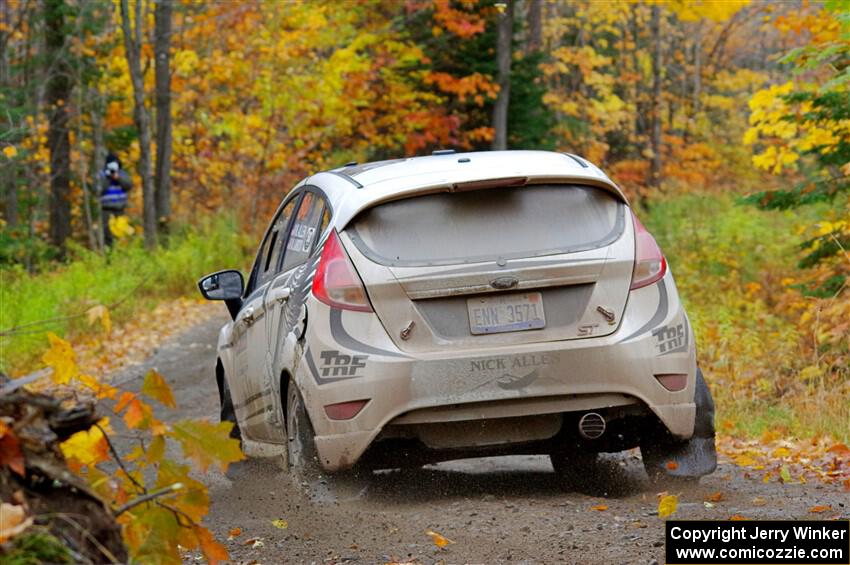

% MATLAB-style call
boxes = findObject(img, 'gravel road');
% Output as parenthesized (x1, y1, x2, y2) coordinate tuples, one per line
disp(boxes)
(113, 312, 848, 564)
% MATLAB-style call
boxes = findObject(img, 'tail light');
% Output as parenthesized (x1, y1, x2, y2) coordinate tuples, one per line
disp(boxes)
(324, 399, 369, 420)
(312, 230, 373, 312)
(630, 211, 667, 290)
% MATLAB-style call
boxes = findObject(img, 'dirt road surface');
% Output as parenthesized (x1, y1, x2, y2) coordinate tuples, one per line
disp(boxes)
(112, 313, 848, 564)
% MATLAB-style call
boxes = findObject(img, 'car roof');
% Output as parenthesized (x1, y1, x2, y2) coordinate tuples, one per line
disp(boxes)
(301, 150, 627, 230)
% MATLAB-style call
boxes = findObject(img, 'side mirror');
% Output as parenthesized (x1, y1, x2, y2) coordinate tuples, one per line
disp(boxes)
(198, 270, 244, 320)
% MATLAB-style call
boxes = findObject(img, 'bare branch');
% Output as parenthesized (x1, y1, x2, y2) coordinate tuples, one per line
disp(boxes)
(114, 483, 183, 516)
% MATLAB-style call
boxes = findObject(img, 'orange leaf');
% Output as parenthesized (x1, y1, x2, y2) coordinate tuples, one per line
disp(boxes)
(808, 505, 832, 513)
(705, 491, 724, 502)
(591, 504, 608, 511)
(114, 391, 135, 413)
(142, 369, 176, 408)
(196, 526, 229, 564)
(730, 514, 747, 520)
(665, 461, 679, 471)
(228, 527, 242, 540)
(826, 443, 850, 456)
(0, 502, 33, 543)
(425, 529, 454, 548)
(124, 397, 148, 429)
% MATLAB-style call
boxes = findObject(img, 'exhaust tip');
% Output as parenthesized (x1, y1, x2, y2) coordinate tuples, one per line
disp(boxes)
(578, 412, 606, 439)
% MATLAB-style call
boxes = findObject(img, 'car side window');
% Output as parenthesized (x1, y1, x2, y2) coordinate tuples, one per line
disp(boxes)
(257, 198, 298, 288)
(246, 195, 299, 295)
(281, 192, 326, 273)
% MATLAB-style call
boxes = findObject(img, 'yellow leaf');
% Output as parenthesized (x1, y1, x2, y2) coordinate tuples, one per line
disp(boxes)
(658, 494, 678, 518)
(271, 519, 288, 529)
(86, 304, 112, 334)
(42, 332, 78, 384)
(734, 454, 758, 467)
(771, 446, 791, 458)
(60, 419, 110, 466)
(142, 369, 176, 408)
(145, 435, 166, 465)
(108, 214, 135, 239)
(2, 145, 18, 159)
(808, 505, 831, 513)
(425, 529, 454, 548)
(591, 504, 608, 511)
(752, 497, 767, 506)
(171, 419, 245, 472)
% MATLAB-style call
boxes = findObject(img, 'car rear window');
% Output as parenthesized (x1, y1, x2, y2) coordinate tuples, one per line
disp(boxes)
(347, 184, 624, 267)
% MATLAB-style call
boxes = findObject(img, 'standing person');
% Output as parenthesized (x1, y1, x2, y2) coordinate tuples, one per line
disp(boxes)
(97, 153, 133, 247)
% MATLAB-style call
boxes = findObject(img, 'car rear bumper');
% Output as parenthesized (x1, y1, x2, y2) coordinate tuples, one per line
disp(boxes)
(298, 273, 696, 471)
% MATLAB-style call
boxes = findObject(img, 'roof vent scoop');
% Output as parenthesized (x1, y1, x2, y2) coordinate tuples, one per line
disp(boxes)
(432, 149, 456, 155)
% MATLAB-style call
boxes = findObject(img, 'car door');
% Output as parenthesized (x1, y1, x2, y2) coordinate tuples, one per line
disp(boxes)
(251, 190, 331, 442)
(230, 193, 300, 439)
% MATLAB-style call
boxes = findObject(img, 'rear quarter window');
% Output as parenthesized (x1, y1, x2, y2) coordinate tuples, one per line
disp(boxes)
(348, 184, 624, 267)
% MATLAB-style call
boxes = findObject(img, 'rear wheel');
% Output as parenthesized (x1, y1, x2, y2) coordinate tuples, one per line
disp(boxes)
(640, 368, 717, 484)
(286, 377, 322, 484)
(549, 450, 598, 489)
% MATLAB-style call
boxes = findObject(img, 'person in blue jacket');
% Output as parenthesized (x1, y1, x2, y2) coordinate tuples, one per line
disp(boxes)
(97, 153, 133, 247)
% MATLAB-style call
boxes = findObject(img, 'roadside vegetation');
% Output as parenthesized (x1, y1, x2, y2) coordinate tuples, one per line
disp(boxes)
(646, 194, 848, 442)
(0, 0, 847, 562)
(0, 216, 252, 374)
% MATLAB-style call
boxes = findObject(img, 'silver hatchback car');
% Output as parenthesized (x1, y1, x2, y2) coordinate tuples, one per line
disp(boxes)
(199, 150, 716, 484)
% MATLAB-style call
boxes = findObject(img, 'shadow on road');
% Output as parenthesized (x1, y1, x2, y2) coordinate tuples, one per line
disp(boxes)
(222, 453, 651, 508)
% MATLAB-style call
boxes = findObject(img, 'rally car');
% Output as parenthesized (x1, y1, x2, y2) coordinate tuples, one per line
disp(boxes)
(198, 150, 717, 483)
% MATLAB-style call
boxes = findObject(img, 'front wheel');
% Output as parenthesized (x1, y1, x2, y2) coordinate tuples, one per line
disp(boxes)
(218, 368, 242, 442)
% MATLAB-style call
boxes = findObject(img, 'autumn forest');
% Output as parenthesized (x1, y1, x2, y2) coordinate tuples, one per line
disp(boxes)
(0, 0, 848, 562)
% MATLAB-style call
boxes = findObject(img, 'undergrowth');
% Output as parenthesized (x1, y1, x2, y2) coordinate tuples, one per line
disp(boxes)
(0, 215, 253, 374)
(644, 193, 848, 442)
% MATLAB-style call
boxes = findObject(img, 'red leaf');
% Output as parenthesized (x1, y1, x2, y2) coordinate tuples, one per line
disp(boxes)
(0, 433, 25, 476)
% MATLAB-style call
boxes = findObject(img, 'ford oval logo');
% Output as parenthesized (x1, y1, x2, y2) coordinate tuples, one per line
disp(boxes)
(490, 276, 518, 290)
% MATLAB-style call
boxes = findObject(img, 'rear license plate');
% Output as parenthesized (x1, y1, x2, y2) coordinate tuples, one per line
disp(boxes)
(467, 292, 545, 335)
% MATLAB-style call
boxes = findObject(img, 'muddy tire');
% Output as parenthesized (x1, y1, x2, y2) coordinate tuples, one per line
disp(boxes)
(217, 367, 242, 442)
(640, 367, 717, 483)
(549, 450, 598, 489)
(286, 377, 322, 484)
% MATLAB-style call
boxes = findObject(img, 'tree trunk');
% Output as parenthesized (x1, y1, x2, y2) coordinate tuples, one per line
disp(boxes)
(45, 0, 73, 256)
(693, 25, 702, 117)
(0, 2, 18, 229)
(120, 0, 157, 249)
(526, 0, 542, 54)
(154, 0, 172, 239)
(91, 107, 105, 251)
(491, 0, 514, 151)
(649, 4, 662, 187)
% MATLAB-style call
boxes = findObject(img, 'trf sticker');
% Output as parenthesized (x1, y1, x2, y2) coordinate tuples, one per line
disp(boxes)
(319, 350, 367, 377)
(652, 323, 686, 354)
